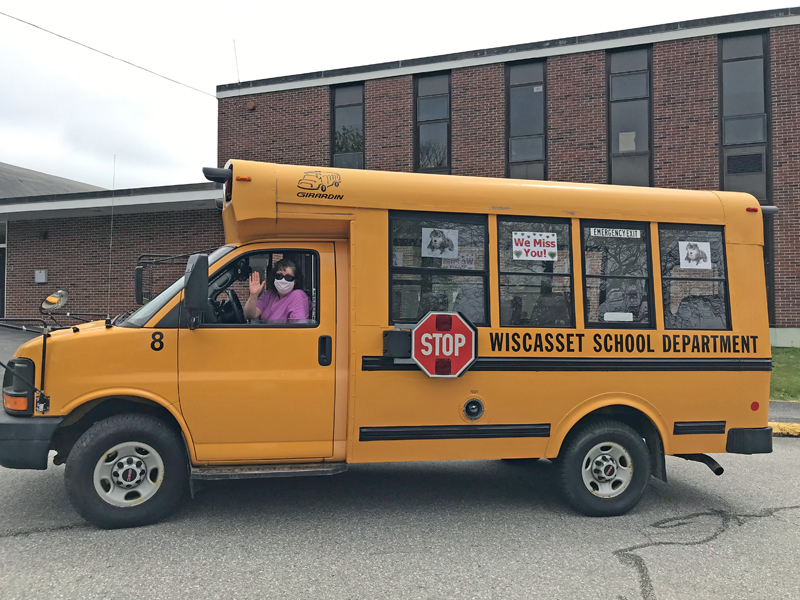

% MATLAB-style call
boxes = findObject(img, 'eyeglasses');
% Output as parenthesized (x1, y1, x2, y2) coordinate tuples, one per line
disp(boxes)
(274, 273, 295, 282)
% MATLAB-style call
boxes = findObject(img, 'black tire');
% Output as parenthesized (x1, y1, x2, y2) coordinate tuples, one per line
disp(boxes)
(557, 420, 650, 517)
(65, 414, 188, 529)
(320, 184, 326, 192)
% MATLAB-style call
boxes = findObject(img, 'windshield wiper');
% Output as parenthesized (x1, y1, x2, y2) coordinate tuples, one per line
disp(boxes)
(112, 308, 137, 326)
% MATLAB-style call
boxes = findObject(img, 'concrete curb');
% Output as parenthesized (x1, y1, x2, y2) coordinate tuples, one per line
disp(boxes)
(769, 422, 800, 437)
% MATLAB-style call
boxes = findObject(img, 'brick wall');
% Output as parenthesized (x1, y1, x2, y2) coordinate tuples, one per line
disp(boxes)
(546, 51, 607, 183)
(217, 87, 330, 168)
(364, 76, 414, 172)
(653, 37, 719, 189)
(451, 64, 505, 177)
(364, 75, 414, 172)
(7, 210, 224, 319)
(770, 25, 800, 328)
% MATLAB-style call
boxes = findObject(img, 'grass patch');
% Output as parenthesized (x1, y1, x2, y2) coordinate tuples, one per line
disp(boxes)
(771, 348, 800, 401)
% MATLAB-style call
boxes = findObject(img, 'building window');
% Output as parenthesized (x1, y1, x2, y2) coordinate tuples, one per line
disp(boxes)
(608, 48, 652, 187)
(659, 225, 729, 330)
(720, 34, 768, 202)
(332, 84, 364, 169)
(415, 73, 450, 173)
(507, 62, 546, 180)
(581, 221, 653, 328)
(497, 216, 573, 327)
(390, 211, 488, 325)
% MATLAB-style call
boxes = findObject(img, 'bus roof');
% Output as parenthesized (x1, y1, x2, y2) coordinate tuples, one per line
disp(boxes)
(221, 160, 763, 246)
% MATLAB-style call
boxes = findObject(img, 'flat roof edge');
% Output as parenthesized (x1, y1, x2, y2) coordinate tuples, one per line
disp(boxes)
(0, 181, 222, 207)
(217, 8, 800, 98)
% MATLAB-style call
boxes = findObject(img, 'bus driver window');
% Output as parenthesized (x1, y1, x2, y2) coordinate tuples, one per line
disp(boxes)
(209, 251, 318, 326)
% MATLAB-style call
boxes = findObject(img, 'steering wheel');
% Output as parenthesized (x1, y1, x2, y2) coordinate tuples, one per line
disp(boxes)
(227, 288, 245, 324)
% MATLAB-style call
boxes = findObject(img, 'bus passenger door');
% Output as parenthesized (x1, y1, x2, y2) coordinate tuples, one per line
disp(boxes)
(177, 243, 336, 462)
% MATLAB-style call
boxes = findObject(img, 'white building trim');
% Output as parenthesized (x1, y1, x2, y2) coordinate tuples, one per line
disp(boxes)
(0, 188, 222, 221)
(217, 14, 800, 98)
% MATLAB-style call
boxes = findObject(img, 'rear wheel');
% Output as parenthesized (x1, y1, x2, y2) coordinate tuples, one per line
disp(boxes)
(320, 184, 327, 192)
(557, 420, 650, 517)
(65, 414, 187, 529)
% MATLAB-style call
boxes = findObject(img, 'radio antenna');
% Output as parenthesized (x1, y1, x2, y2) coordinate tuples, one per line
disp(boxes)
(106, 155, 116, 319)
(233, 39, 240, 83)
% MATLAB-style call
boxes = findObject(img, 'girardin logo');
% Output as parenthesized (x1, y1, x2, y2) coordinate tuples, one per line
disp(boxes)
(296, 171, 344, 199)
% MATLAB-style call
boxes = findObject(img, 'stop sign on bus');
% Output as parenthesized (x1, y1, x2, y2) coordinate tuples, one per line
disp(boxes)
(411, 312, 478, 378)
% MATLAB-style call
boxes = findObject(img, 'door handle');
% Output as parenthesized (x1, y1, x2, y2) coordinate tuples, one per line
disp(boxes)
(318, 335, 332, 366)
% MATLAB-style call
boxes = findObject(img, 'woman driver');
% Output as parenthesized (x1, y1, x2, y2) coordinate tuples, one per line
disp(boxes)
(243, 258, 310, 322)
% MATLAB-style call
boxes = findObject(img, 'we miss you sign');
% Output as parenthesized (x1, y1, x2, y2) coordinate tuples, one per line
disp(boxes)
(512, 231, 557, 261)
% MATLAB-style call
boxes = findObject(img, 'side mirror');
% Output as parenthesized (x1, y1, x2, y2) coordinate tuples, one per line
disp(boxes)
(184, 254, 209, 330)
(41, 290, 69, 313)
(134, 266, 144, 305)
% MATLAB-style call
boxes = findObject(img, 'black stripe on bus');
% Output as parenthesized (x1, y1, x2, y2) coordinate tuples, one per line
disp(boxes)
(673, 421, 727, 435)
(361, 356, 773, 372)
(359, 423, 551, 442)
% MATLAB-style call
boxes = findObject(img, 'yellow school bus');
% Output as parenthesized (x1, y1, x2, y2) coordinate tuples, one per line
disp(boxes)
(0, 160, 775, 528)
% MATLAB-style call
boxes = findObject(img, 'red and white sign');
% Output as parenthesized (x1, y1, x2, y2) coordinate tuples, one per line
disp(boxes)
(512, 231, 557, 261)
(411, 312, 478, 378)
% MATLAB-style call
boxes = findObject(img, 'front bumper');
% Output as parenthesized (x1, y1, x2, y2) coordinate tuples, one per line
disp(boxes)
(727, 427, 773, 454)
(0, 410, 63, 470)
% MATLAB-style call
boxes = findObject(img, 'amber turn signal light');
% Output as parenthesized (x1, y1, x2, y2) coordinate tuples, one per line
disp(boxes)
(3, 393, 27, 412)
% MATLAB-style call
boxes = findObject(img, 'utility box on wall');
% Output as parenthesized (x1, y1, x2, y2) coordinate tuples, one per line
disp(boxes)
(34, 269, 47, 284)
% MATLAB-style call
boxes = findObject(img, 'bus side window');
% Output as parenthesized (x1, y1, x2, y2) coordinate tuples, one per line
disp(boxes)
(497, 216, 574, 327)
(659, 225, 729, 330)
(389, 211, 489, 326)
(581, 221, 653, 327)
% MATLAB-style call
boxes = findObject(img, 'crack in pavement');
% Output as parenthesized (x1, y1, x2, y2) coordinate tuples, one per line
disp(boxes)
(613, 505, 800, 600)
(0, 522, 88, 539)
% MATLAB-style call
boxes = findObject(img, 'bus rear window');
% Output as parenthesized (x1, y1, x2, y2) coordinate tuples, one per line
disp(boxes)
(659, 225, 729, 330)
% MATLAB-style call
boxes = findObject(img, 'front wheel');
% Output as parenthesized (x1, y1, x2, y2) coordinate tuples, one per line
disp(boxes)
(65, 414, 187, 529)
(557, 420, 651, 517)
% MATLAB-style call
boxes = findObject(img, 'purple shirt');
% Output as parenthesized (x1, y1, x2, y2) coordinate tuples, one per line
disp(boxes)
(255, 289, 310, 322)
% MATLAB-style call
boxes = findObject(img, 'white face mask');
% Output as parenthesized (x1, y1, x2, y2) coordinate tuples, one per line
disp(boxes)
(274, 278, 295, 296)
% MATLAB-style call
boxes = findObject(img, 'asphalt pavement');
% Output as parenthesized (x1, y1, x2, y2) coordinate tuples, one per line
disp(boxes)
(769, 400, 800, 424)
(1, 444, 799, 600)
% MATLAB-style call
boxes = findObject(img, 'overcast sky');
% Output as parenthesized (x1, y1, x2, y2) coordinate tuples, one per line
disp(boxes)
(0, 1, 795, 190)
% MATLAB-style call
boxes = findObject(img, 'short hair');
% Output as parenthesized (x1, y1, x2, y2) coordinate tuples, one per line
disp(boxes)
(273, 258, 296, 275)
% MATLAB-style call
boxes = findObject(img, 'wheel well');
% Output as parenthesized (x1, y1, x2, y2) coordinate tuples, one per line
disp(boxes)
(51, 397, 183, 466)
(560, 405, 667, 482)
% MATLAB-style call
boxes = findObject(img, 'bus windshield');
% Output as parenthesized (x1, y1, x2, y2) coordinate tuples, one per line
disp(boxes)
(124, 245, 235, 327)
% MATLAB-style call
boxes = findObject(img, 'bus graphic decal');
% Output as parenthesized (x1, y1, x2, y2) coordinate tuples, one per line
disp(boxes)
(297, 171, 341, 192)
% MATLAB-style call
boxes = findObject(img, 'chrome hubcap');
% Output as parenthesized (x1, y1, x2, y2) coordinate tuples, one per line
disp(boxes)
(581, 441, 633, 498)
(93, 442, 164, 507)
